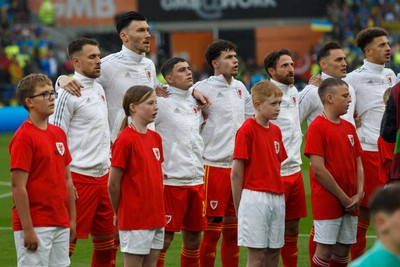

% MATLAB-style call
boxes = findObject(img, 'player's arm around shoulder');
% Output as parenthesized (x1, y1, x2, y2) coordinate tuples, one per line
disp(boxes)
(231, 159, 245, 216)
(11, 169, 38, 251)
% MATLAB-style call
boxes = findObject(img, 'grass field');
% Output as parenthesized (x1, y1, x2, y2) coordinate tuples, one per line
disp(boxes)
(0, 127, 376, 266)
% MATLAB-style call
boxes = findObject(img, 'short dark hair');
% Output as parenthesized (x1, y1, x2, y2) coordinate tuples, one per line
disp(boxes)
(317, 42, 342, 67)
(318, 78, 348, 103)
(67, 37, 99, 60)
(263, 49, 291, 76)
(17, 73, 53, 110)
(205, 39, 237, 68)
(370, 184, 400, 216)
(116, 11, 147, 34)
(161, 57, 187, 78)
(356, 27, 388, 53)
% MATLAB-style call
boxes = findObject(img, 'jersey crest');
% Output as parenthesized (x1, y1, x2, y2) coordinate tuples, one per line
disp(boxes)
(165, 215, 172, 224)
(56, 142, 65, 156)
(292, 96, 297, 105)
(210, 200, 218, 210)
(348, 135, 355, 146)
(236, 88, 242, 99)
(153, 148, 161, 161)
(193, 107, 198, 115)
(274, 141, 280, 154)
(387, 76, 393, 86)
(145, 69, 152, 81)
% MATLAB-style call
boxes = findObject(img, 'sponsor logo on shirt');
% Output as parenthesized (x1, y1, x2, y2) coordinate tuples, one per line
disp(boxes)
(166, 215, 172, 224)
(217, 92, 224, 98)
(274, 141, 280, 154)
(236, 88, 242, 99)
(348, 135, 354, 146)
(153, 148, 161, 161)
(55, 142, 65, 156)
(210, 200, 218, 210)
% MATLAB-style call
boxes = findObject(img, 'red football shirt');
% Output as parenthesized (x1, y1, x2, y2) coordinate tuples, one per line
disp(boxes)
(377, 135, 395, 185)
(111, 127, 165, 230)
(9, 121, 72, 230)
(305, 116, 363, 220)
(233, 118, 287, 194)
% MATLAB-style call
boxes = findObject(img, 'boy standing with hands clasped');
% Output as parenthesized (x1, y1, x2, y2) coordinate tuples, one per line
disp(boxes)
(9, 73, 76, 266)
(231, 80, 287, 267)
(305, 78, 364, 267)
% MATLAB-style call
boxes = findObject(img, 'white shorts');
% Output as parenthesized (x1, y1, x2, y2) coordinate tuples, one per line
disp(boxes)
(14, 227, 70, 267)
(238, 189, 285, 249)
(314, 214, 358, 245)
(119, 227, 164, 255)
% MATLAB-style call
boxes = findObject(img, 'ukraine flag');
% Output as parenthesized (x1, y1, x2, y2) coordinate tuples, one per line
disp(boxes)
(311, 20, 333, 32)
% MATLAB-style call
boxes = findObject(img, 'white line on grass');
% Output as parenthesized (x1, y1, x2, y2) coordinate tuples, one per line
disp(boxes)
(0, 192, 12, 198)
(0, 181, 10, 186)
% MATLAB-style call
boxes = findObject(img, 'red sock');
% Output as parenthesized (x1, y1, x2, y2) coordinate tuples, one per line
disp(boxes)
(92, 236, 114, 267)
(221, 221, 239, 267)
(311, 255, 330, 267)
(111, 238, 119, 267)
(200, 222, 222, 267)
(329, 254, 348, 267)
(350, 219, 369, 260)
(281, 232, 299, 267)
(69, 239, 77, 257)
(181, 246, 200, 267)
(309, 225, 317, 264)
(157, 250, 167, 267)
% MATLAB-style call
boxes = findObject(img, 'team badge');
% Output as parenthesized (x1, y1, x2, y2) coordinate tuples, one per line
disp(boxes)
(193, 107, 198, 115)
(56, 142, 65, 156)
(348, 135, 354, 146)
(100, 95, 105, 102)
(274, 141, 280, 154)
(210, 200, 218, 210)
(388, 76, 393, 86)
(236, 88, 242, 99)
(153, 148, 161, 161)
(292, 96, 296, 104)
(145, 69, 151, 81)
(166, 215, 172, 224)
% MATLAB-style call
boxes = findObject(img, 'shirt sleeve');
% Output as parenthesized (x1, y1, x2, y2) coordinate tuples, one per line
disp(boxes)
(233, 126, 251, 161)
(111, 134, 130, 170)
(9, 134, 33, 172)
(49, 89, 74, 134)
(243, 88, 254, 119)
(299, 85, 319, 123)
(304, 123, 325, 158)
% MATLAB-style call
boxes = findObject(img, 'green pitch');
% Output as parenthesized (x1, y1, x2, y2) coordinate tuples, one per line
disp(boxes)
(0, 126, 376, 266)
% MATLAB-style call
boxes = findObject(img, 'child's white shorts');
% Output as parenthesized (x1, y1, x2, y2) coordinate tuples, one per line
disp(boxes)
(314, 214, 358, 245)
(119, 227, 164, 255)
(14, 227, 70, 267)
(238, 189, 285, 249)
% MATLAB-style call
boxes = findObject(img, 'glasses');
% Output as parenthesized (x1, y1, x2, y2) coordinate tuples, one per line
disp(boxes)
(29, 91, 55, 100)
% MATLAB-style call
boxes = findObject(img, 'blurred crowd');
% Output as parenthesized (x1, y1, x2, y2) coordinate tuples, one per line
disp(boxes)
(0, 0, 70, 105)
(2, 0, 400, 105)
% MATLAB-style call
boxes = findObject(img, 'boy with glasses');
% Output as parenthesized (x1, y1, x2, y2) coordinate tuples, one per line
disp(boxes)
(9, 73, 76, 267)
